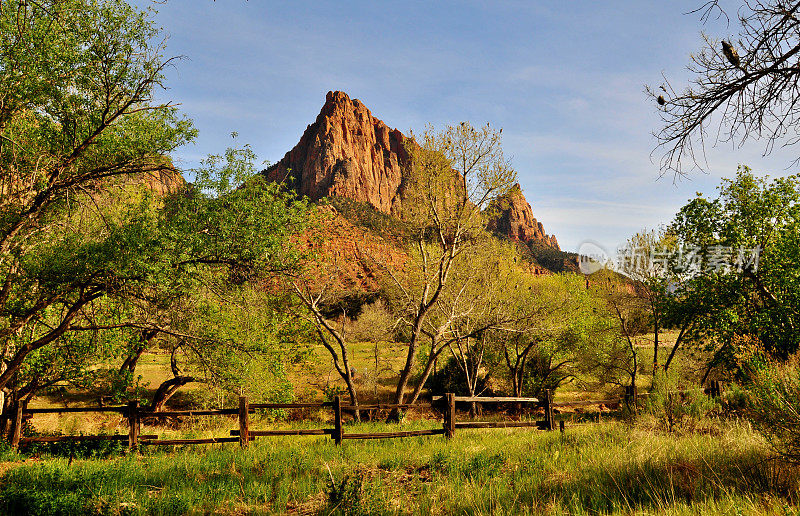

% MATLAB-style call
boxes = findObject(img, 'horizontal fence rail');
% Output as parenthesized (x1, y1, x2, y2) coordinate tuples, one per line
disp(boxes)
(431, 396, 539, 403)
(24, 406, 130, 414)
(341, 429, 446, 440)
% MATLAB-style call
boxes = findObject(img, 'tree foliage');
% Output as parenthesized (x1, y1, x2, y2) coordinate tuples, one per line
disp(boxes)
(665, 167, 800, 378)
(0, 0, 313, 419)
(385, 122, 517, 410)
(488, 273, 618, 398)
(0, 0, 194, 396)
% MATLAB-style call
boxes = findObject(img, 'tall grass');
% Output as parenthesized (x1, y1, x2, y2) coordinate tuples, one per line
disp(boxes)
(0, 420, 798, 515)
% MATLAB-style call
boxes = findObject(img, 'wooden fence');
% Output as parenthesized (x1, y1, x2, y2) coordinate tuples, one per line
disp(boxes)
(8, 393, 553, 450)
(6, 383, 726, 450)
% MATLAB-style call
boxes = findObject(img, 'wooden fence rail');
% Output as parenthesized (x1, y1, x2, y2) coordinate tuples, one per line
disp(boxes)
(6, 383, 729, 450)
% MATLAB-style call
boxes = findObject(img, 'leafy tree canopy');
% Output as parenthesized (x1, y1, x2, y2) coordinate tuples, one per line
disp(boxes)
(667, 168, 800, 373)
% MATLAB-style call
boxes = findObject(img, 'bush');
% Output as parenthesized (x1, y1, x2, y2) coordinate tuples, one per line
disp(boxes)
(424, 355, 486, 396)
(644, 370, 719, 433)
(20, 432, 126, 459)
(344, 299, 394, 343)
(746, 356, 800, 462)
(520, 350, 572, 399)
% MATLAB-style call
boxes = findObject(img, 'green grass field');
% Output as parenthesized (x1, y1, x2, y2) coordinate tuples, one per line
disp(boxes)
(1, 417, 798, 515)
(6, 332, 784, 515)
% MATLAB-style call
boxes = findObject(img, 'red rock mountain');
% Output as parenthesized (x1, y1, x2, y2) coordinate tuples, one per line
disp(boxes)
(264, 91, 409, 216)
(487, 184, 559, 249)
(264, 91, 558, 249)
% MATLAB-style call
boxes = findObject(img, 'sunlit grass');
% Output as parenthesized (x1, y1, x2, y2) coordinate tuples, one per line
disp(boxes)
(1, 419, 798, 515)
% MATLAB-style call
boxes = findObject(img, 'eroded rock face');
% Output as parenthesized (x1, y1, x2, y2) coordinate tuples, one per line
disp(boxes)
(263, 91, 409, 216)
(264, 91, 559, 249)
(487, 184, 560, 250)
(136, 166, 185, 196)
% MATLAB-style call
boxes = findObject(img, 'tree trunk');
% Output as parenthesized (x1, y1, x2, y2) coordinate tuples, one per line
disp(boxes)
(343, 368, 361, 422)
(663, 322, 690, 373)
(149, 375, 195, 412)
(5, 394, 29, 445)
(408, 337, 446, 404)
(468, 385, 477, 419)
(390, 330, 421, 419)
(120, 329, 158, 374)
(652, 317, 659, 378)
(390, 242, 456, 420)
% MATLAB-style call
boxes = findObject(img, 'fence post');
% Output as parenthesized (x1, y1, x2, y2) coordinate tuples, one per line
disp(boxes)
(127, 400, 139, 451)
(333, 395, 342, 445)
(544, 389, 555, 431)
(624, 385, 638, 412)
(10, 403, 22, 450)
(444, 393, 456, 439)
(559, 420, 565, 433)
(238, 396, 250, 448)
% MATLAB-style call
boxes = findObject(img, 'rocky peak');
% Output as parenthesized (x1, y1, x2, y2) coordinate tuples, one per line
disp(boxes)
(487, 184, 559, 250)
(263, 91, 409, 215)
(264, 91, 559, 249)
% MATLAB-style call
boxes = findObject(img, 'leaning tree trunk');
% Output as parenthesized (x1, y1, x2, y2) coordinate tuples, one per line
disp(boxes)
(148, 345, 196, 412)
(408, 336, 447, 405)
(149, 375, 195, 412)
(120, 329, 158, 375)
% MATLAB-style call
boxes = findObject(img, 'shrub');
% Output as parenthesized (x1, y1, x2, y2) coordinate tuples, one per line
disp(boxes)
(644, 370, 719, 433)
(345, 299, 394, 343)
(21, 432, 126, 459)
(424, 355, 486, 396)
(746, 356, 800, 462)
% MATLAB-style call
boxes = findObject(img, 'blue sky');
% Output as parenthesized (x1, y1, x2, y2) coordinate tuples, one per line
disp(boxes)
(136, 0, 800, 254)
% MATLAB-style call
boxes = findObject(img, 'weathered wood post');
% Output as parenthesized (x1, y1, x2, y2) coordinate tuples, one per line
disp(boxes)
(713, 380, 723, 398)
(444, 393, 456, 439)
(543, 389, 555, 431)
(624, 385, 638, 413)
(333, 395, 343, 445)
(127, 400, 139, 451)
(238, 396, 250, 448)
(559, 420, 565, 433)
(10, 402, 22, 450)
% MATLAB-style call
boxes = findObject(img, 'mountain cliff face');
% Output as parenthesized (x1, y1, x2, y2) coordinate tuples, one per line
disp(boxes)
(263, 91, 409, 216)
(264, 91, 558, 249)
(488, 184, 560, 249)
(135, 166, 185, 196)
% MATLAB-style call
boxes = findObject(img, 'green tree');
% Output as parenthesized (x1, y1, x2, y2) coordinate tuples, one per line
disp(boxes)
(0, 137, 312, 429)
(491, 273, 617, 398)
(666, 167, 800, 380)
(0, 0, 314, 427)
(385, 123, 517, 414)
(616, 228, 676, 376)
(0, 0, 194, 404)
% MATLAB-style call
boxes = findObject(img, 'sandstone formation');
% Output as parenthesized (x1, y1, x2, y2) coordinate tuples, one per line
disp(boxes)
(264, 91, 409, 216)
(134, 166, 185, 196)
(293, 205, 409, 293)
(487, 184, 560, 249)
(264, 91, 559, 249)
